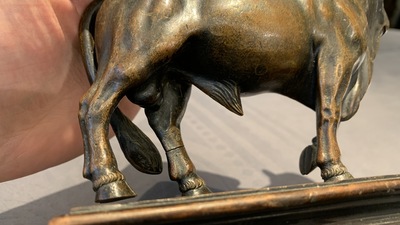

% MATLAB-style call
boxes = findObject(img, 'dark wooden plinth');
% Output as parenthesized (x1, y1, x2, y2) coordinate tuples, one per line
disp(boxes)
(50, 175, 400, 225)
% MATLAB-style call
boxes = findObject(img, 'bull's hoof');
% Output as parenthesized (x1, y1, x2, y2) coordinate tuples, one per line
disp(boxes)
(95, 180, 137, 203)
(324, 172, 354, 182)
(299, 144, 317, 175)
(182, 185, 212, 197)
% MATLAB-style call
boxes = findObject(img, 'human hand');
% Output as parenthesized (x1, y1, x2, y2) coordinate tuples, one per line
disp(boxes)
(0, 0, 139, 181)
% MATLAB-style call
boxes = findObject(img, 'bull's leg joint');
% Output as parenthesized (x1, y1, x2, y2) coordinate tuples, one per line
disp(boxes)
(92, 172, 125, 191)
(166, 145, 185, 152)
(179, 174, 206, 193)
(321, 163, 353, 182)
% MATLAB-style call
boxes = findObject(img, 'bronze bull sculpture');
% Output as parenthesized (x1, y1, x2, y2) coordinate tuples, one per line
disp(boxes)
(79, 0, 389, 202)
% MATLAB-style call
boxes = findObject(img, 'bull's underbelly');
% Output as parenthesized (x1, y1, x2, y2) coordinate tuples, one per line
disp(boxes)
(172, 38, 316, 109)
(97, 0, 317, 108)
(174, 30, 315, 95)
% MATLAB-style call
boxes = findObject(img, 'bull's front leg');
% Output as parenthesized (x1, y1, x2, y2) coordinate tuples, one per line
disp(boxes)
(314, 42, 361, 182)
(315, 111, 354, 183)
(145, 79, 211, 196)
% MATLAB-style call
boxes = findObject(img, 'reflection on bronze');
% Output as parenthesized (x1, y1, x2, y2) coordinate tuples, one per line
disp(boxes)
(78, 0, 389, 203)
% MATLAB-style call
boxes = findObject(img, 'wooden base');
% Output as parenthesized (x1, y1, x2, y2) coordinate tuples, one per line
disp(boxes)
(50, 174, 400, 225)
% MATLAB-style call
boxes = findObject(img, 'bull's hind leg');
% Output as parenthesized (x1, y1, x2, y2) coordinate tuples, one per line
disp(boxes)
(145, 79, 211, 196)
(79, 67, 136, 202)
(314, 42, 361, 182)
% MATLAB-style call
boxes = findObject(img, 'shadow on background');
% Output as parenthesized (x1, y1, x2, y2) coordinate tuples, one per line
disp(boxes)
(0, 162, 314, 225)
(262, 169, 315, 186)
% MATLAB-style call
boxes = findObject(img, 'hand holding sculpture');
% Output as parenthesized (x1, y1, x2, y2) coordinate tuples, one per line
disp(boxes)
(0, 0, 138, 182)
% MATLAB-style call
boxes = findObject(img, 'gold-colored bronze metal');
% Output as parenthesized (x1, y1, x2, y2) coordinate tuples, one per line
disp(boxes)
(78, 0, 389, 203)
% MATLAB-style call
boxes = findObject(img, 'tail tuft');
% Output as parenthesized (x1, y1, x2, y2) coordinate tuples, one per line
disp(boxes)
(111, 109, 163, 174)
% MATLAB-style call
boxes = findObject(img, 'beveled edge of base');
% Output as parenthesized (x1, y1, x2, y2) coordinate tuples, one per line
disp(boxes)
(50, 174, 400, 225)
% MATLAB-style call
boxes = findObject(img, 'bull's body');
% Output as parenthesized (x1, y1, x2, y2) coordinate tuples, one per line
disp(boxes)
(79, 0, 389, 202)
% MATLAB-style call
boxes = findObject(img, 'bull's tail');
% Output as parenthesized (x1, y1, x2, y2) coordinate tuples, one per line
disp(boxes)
(79, 0, 162, 175)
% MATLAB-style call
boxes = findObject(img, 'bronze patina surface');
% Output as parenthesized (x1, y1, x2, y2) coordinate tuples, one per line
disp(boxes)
(78, 0, 389, 202)
(50, 175, 400, 224)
